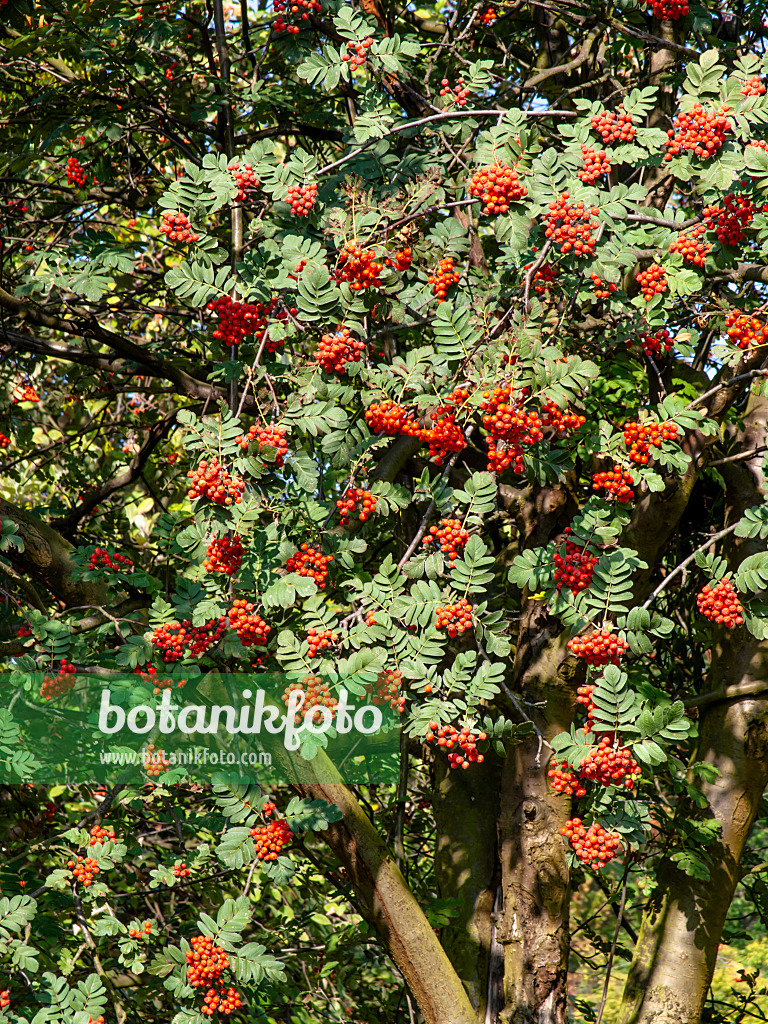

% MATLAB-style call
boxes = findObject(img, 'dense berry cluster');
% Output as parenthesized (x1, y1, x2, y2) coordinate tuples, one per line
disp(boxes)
(572, 734, 640, 788)
(69, 855, 100, 886)
(204, 535, 244, 575)
(440, 75, 470, 107)
(578, 144, 611, 184)
(272, 0, 320, 33)
(530, 261, 558, 295)
(235, 422, 289, 466)
(480, 6, 496, 24)
(228, 602, 271, 646)
(159, 210, 199, 243)
(541, 400, 586, 435)
(468, 163, 527, 214)
(697, 577, 744, 627)
(13, 382, 40, 403)
(669, 224, 711, 267)
(0, 433, 10, 449)
(561, 819, 621, 870)
(425, 409, 466, 464)
(282, 673, 337, 724)
(742, 76, 766, 96)
(633, 328, 673, 359)
(384, 247, 413, 271)
(228, 161, 260, 202)
(206, 294, 281, 350)
(250, 818, 293, 859)
(435, 598, 473, 636)
(152, 619, 227, 661)
(306, 627, 338, 658)
(422, 518, 470, 564)
(366, 400, 422, 438)
(88, 547, 133, 572)
(67, 156, 87, 187)
(334, 245, 383, 290)
(316, 325, 365, 372)
(544, 193, 599, 257)
(642, 0, 688, 18)
(623, 420, 678, 464)
(336, 488, 377, 525)
(186, 936, 230, 988)
(40, 660, 76, 700)
(187, 459, 245, 505)
(480, 385, 543, 474)
(286, 544, 333, 586)
(89, 824, 116, 846)
(342, 36, 373, 67)
(636, 263, 668, 301)
(703, 193, 754, 245)
(665, 104, 731, 160)
(548, 762, 586, 797)
(428, 257, 461, 299)
(568, 630, 629, 665)
(424, 721, 487, 769)
(16, 625, 32, 638)
(553, 528, 599, 594)
(724, 307, 768, 350)
(366, 669, 405, 712)
(286, 182, 318, 215)
(144, 745, 170, 778)
(590, 274, 617, 300)
(174, 861, 191, 878)
(590, 105, 635, 144)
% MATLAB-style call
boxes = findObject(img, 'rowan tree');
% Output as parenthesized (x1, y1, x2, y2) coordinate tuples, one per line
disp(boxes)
(2, 1, 768, 1023)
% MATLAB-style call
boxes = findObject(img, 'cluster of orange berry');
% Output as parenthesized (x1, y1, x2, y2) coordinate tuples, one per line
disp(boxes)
(553, 528, 599, 595)
(272, 0, 321, 32)
(590, 104, 636, 144)
(306, 627, 338, 658)
(316, 326, 365, 373)
(577, 735, 640, 787)
(578, 144, 611, 184)
(480, 6, 496, 24)
(424, 721, 487, 769)
(567, 630, 629, 665)
(632, 327, 673, 359)
(636, 263, 667, 301)
(67, 156, 87, 187)
(145, 744, 170, 778)
(228, 160, 260, 202)
(16, 625, 31, 638)
(68, 855, 100, 886)
(439, 75, 470, 107)
(623, 420, 678, 464)
(151, 618, 227, 662)
(543, 193, 600, 257)
(13, 382, 40, 403)
(665, 103, 731, 160)
(235, 422, 289, 466)
(282, 674, 337, 723)
(40, 660, 77, 700)
(286, 544, 333, 586)
(384, 247, 413, 271)
(425, 409, 467, 464)
(187, 459, 245, 505)
(703, 193, 754, 245)
(530, 260, 558, 295)
(336, 487, 377, 526)
(480, 385, 544, 475)
(548, 762, 587, 797)
(88, 547, 133, 572)
(741, 75, 766, 96)
(286, 181, 318, 215)
(422, 518, 470, 564)
(0, 433, 10, 449)
(669, 224, 711, 267)
(203, 986, 242, 1016)
(0, 992, 9, 1010)
(129, 921, 153, 938)
(228, 601, 271, 647)
(435, 598, 473, 636)
(724, 307, 768, 350)
(89, 823, 115, 846)
(135, 665, 187, 696)
(428, 256, 461, 299)
(697, 577, 744, 627)
(561, 819, 621, 870)
(159, 210, 199, 243)
(334, 244, 384, 290)
(206, 294, 281, 350)
(365, 400, 422, 438)
(469, 163, 528, 215)
(590, 274, 617, 300)
(204, 535, 244, 575)
(341, 36, 373, 67)
(174, 861, 191, 878)
(251, 817, 293, 860)
(366, 669, 405, 711)
(186, 936, 230, 988)
(642, 0, 688, 16)
(541, 400, 586, 436)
